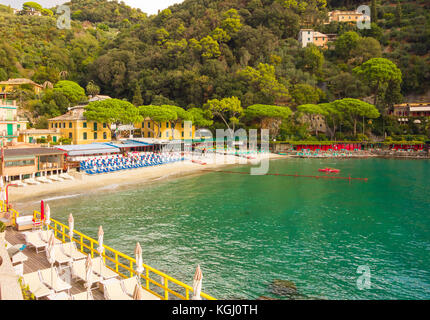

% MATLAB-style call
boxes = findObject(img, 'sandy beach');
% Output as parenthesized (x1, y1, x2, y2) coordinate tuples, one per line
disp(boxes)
(10, 153, 287, 209)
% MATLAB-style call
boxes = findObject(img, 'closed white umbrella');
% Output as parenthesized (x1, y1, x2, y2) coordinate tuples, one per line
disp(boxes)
(85, 254, 93, 299)
(97, 226, 104, 275)
(192, 265, 203, 300)
(45, 203, 51, 230)
(134, 242, 144, 281)
(68, 213, 74, 243)
(46, 231, 56, 289)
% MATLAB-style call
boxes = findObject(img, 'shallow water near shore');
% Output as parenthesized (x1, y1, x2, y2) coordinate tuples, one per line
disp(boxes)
(26, 158, 430, 299)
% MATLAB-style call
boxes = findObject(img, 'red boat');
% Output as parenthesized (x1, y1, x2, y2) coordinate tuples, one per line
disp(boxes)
(318, 168, 340, 173)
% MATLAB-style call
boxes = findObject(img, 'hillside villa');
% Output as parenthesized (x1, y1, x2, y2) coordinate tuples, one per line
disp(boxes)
(0, 79, 43, 99)
(327, 10, 367, 24)
(0, 99, 28, 144)
(391, 102, 430, 124)
(298, 29, 335, 48)
(48, 96, 112, 145)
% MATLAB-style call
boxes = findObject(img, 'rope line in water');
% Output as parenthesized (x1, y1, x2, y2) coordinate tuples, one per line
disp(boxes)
(203, 170, 368, 182)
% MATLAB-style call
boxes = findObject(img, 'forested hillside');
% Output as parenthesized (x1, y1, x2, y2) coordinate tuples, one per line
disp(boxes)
(1, 0, 429, 140)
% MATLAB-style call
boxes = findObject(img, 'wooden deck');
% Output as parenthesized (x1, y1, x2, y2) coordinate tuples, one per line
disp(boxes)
(5, 228, 106, 300)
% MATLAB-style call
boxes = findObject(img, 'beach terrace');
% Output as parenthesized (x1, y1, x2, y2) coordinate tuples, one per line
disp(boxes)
(0, 201, 215, 300)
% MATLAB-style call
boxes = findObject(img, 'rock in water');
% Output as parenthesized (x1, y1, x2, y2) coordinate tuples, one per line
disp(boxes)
(257, 296, 278, 300)
(269, 279, 298, 297)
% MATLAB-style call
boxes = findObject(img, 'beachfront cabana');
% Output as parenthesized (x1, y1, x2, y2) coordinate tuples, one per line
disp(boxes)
(294, 143, 362, 152)
(104, 140, 154, 153)
(57, 143, 121, 159)
(0, 147, 66, 184)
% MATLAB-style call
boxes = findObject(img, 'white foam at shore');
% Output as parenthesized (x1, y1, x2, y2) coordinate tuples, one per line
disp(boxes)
(34, 193, 83, 203)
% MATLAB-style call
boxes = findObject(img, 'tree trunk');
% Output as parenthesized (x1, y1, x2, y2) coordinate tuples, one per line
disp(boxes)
(354, 118, 357, 137)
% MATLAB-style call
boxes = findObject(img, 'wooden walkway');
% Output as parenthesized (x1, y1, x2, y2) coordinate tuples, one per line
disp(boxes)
(5, 228, 105, 300)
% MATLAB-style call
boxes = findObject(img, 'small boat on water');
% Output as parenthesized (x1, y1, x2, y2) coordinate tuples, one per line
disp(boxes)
(318, 168, 340, 173)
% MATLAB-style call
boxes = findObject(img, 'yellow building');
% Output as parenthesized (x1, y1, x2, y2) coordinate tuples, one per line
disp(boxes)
(0, 78, 43, 98)
(18, 129, 62, 144)
(48, 105, 111, 145)
(298, 29, 329, 48)
(135, 118, 195, 140)
(327, 10, 366, 23)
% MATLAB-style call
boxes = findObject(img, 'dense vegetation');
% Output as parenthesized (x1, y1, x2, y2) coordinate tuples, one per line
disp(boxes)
(0, 0, 429, 141)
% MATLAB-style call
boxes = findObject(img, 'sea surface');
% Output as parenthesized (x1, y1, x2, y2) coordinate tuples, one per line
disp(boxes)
(28, 158, 430, 299)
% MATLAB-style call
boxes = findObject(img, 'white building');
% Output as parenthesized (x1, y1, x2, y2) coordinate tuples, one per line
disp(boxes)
(298, 29, 329, 48)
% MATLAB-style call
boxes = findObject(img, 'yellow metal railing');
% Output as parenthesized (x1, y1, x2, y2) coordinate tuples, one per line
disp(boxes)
(32, 209, 216, 300)
(0, 200, 20, 226)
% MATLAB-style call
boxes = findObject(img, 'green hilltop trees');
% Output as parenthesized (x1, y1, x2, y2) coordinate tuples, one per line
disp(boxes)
(331, 98, 380, 136)
(138, 105, 177, 138)
(353, 58, 402, 111)
(204, 96, 243, 132)
(160, 105, 193, 138)
(53, 81, 87, 105)
(296, 104, 328, 136)
(244, 104, 292, 137)
(84, 99, 142, 140)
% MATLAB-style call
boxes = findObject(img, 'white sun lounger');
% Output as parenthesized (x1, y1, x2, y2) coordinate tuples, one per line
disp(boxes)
(61, 242, 86, 261)
(15, 181, 27, 187)
(104, 279, 133, 300)
(24, 231, 47, 253)
(39, 230, 63, 245)
(36, 177, 53, 184)
(38, 267, 72, 294)
(60, 173, 74, 180)
(71, 259, 102, 287)
(92, 256, 118, 280)
(22, 271, 53, 299)
(23, 178, 41, 185)
(48, 175, 64, 182)
(47, 291, 71, 300)
(50, 245, 73, 269)
(72, 291, 94, 300)
(121, 277, 160, 300)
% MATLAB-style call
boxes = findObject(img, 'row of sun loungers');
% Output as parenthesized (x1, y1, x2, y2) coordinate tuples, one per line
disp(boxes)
(10, 173, 74, 187)
(21, 230, 159, 300)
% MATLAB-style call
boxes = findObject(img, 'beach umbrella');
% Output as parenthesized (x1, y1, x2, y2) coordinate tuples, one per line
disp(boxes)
(40, 200, 45, 222)
(191, 265, 203, 300)
(134, 242, 144, 281)
(132, 283, 144, 300)
(85, 254, 93, 299)
(46, 231, 56, 289)
(68, 213, 74, 243)
(45, 203, 51, 230)
(97, 226, 104, 275)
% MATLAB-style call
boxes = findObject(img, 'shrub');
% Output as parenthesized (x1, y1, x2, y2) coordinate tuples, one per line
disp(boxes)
(0, 221, 6, 233)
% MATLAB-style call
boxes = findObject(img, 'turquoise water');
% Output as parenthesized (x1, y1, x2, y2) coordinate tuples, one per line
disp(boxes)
(33, 158, 430, 299)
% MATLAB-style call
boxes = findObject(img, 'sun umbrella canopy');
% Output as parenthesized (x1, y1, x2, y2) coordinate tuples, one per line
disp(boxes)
(85, 254, 93, 295)
(40, 200, 45, 221)
(192, 265, 203, 300)
(45, 203, 51, 226)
